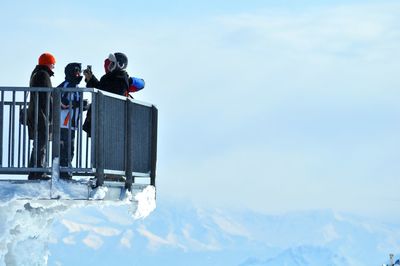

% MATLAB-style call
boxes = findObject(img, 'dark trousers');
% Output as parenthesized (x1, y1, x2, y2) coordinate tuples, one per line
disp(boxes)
(28, 131, 47, 180)
(60, 128, 75, 179)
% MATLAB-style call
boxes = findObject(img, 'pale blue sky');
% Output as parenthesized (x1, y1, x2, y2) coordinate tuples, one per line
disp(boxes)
(1, 0, 400, 221)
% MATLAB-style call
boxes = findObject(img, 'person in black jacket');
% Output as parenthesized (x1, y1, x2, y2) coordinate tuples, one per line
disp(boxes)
(27, 52, 56, 180)
(102, 57, 145, 97)
(82, 52, 130, 137)
(84, 52, 130, 95)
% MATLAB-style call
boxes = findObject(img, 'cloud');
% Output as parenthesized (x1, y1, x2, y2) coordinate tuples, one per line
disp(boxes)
(137, 225, 186, 251)
(48, 234, 58, 244)
(61, 219, 87, 233)
(119, 229, 134, 249)
(98, 208, 134, 226)
(62, 235, 76, 245)
(60, 219, 121, 236)
(181, 224, 221, 251)
(60, 219, 122, 250)
(91, 227, 121, 237)
(82, 234, 104, 250)
(320, 224, 340, 243)
(211, 214, 251, 239)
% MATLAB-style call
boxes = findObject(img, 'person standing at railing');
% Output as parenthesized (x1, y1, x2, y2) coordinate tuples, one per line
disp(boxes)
(57, 63, 86, 180)
(100, 56, 145, 97)
(81, 52, 145, 136)
(81, 52, 131, 137)
(27, 52, 56, 180)
(83, 52, 130, 95)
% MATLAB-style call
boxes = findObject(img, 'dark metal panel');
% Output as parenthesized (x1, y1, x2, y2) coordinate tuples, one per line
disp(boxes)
(102, 96, 126, 171)
(130, 103, 152, 173)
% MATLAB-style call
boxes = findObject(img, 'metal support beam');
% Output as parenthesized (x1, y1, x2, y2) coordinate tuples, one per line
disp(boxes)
(95, 92, 104, 186)
(150, 106, 158, 187)
(125, 100, 133, 190)
(51, 88, 61, 180)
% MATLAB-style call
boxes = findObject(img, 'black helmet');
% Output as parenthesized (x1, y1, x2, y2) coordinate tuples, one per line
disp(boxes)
(64, 63, 82, 84)
(108, 52, 128, 71)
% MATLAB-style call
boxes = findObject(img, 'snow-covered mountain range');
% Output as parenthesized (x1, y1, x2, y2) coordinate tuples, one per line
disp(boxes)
(44, 200, 400, 266)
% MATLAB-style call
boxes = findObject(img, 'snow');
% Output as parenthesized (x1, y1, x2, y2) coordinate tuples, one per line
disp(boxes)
(132, 185, 156, 219)
(0, 179, 156, 266)
(90, 186, 109, 200)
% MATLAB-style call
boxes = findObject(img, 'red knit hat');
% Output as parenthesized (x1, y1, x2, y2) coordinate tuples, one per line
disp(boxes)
(38, 53, 56, 65)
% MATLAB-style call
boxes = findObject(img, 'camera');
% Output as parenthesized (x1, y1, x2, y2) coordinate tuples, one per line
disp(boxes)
(83, 65, 92, 75)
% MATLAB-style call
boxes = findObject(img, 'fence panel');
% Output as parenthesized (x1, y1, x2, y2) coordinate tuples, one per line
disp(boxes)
(129, 101, 153, 174)
(100, 93, 126, 172)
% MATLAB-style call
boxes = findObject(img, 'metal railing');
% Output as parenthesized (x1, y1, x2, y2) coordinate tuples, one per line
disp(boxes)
(0, 87, 157, 188)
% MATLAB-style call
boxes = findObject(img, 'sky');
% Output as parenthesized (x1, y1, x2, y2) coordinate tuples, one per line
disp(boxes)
(1, 0, 400, 223)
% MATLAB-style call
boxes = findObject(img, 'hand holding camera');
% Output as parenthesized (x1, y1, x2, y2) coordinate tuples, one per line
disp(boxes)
(83, 65, 93, 82)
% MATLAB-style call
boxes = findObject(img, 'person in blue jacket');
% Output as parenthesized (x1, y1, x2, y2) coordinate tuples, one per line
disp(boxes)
(57, 63, 85, 179)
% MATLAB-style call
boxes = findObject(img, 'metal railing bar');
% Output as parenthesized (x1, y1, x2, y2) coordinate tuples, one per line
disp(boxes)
(33, 92, 39, 167)
(0, 91, 3, 166)
(22, 93, 28, 166)
(45, 91, 50, 168)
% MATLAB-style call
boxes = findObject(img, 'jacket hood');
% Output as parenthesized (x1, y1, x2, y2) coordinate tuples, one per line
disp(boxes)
(64, 63, 82, 84)
(33, 65, 54, 76)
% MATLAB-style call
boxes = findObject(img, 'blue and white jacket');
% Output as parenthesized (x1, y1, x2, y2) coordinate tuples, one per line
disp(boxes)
(58, 81, 81, 130)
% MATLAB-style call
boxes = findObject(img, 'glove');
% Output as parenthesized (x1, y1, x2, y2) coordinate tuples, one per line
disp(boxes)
(83, 100, 90, 111)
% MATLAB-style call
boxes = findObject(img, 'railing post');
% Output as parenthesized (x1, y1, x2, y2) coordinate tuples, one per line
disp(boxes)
(51, 88, 61, 180)
(90, 92, 96, 169)
(0, 91, 3, 167)
(95, 92, 104, 186)
(150, 106, 158, 186)
(22, 91, 28, 167)
(33, 92, 39, 167)
(10, 91, 16, 166)
(125, 100, 133, 190)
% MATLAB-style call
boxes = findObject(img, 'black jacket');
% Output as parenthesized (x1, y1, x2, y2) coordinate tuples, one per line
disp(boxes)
(27, 65, 53, 139)
(86, 69, 129, 96)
